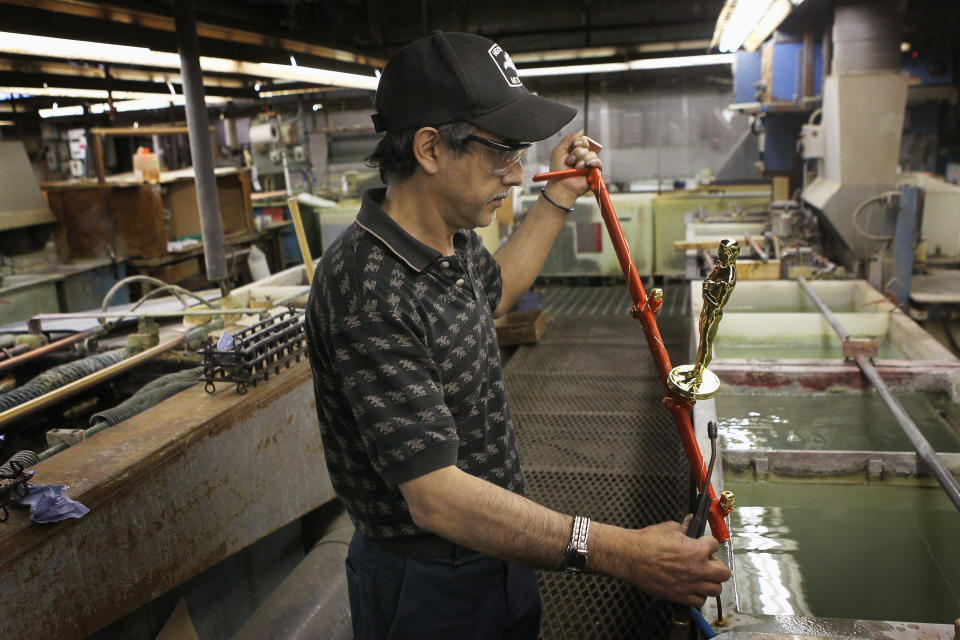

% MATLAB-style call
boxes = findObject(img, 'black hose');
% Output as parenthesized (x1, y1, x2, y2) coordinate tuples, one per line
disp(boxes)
(89, 366, 204, 427)
(0, 450, 39, 474)
(0, 348, 129, 414)
(37, 366, 205, 463)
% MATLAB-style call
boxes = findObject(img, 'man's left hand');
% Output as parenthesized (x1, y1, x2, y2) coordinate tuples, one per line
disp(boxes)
(547, 129, 603, 202)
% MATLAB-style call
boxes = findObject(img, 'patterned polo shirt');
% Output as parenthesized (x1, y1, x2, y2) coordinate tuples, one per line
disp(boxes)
(305, 188, 525, 539)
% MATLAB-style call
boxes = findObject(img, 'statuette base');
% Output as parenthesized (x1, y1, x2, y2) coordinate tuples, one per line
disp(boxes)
(667, 365, 720, 400)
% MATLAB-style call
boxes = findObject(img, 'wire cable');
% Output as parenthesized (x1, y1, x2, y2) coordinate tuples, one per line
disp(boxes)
(851, 190, 900, 242)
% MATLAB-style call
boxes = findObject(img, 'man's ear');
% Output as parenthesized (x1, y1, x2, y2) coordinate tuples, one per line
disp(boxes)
(412, 127, 440, 175)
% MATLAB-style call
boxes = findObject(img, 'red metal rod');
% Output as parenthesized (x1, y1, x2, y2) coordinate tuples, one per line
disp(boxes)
(0, 329, 101, 374)
(533, 167, 730, 543)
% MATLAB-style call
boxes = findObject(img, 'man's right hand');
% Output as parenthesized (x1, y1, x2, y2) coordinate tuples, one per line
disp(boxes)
(590, 520, 732, 607)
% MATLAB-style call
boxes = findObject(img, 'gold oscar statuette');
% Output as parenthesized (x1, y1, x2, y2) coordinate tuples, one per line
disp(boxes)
(667, 239, 740, 400)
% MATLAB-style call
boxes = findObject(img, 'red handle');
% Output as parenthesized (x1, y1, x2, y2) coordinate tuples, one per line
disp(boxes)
(533, 168, 730, 543)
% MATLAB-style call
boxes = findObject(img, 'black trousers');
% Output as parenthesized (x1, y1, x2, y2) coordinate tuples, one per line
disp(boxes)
(346, 531, 542, 640)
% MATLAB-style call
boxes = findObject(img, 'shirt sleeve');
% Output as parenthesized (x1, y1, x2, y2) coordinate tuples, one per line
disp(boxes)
(466, 230, 503, 313)
(327, 302, 460, 486)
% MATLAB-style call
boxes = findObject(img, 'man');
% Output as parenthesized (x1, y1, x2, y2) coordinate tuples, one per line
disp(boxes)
(306, 31, 730, 640)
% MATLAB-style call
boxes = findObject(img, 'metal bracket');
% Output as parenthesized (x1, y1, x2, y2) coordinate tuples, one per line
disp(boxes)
(842, 336, 879, 359)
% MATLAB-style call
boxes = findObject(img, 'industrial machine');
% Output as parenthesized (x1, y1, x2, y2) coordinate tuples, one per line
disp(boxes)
(248, 111, 314, 195)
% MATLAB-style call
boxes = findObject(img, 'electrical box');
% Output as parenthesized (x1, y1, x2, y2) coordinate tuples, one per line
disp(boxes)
(800, 124, 824, 159)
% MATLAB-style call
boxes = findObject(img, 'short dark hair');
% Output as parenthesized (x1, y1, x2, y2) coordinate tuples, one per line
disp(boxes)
(366, 122, 474, 184)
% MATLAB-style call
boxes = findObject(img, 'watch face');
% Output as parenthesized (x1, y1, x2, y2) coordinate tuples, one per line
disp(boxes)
(565, 547, 588, 573)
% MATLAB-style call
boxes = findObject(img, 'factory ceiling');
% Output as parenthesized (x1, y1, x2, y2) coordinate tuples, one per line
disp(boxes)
(0, 0, 957, 126)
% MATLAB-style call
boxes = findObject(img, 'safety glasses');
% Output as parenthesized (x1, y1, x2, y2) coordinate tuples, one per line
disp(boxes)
(463, 134, 532, 175)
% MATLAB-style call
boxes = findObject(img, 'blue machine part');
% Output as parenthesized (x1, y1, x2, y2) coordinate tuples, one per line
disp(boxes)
(890, 186, 919, 307)
(762, 112, 803, 173)
(768, 39, 823, 103)
(734, 51, 763, 104)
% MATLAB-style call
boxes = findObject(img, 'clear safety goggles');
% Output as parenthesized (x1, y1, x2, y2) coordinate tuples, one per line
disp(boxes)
(463, 134, 532, 175)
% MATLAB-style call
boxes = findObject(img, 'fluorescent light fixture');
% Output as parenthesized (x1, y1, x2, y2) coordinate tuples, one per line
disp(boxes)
(510, 40, 712, 64)
(0, 86, 171, 100)
(39, 104, 83, 117)
(630, 54, 734, 70)
(517, 54, 734, 78)
(39, 94, 228, 118)
(257, 63, 378, 90)
(257, 86, 336, 97)
(0, 32, 380, 91)
(289, 55, 297, 67)
(712, 0, 804, 53)
(0, 120, 15, 126)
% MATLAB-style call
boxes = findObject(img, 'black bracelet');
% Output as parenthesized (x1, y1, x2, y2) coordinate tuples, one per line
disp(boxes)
(540, 186, 575, 213)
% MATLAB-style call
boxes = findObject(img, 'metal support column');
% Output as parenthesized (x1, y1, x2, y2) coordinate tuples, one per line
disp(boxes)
(890, 186, 919, 306)
(797, 276, 960, 512)
(173, 0, 229, 294)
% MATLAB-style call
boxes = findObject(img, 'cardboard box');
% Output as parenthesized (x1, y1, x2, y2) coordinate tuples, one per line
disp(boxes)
(133, 150, 160, 183)
(494, 309, 547, 346)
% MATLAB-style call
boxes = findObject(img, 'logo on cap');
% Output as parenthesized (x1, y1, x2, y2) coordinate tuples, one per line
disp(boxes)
(488, 43, 523, 88)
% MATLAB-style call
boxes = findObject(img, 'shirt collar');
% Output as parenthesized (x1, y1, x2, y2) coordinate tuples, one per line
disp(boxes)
(356, 188, 464, 273)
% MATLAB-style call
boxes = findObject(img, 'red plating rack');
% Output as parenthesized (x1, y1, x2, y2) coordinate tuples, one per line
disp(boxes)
(533, 167, 730, 543)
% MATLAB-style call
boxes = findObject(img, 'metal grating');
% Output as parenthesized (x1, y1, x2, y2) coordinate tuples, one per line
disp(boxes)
(524, 470, 686, 640)
(514, 412, 687, 478)
(506, 374, 664, 416)
(507, 343, 661, 377)
(540, 316, 647, 345)
(538, 286, 633, 316)
(537, 283, 691, 318)
(504, 284, 693, 639)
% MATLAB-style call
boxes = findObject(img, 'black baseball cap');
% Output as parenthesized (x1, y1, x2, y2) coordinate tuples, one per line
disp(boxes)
(371, 31, 576, 142)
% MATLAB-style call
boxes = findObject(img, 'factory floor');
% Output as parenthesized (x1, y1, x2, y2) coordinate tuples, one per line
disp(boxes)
(504, 281, 694, 639)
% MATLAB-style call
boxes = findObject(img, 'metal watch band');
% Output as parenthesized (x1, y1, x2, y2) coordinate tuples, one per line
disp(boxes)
(563, 515, 590, 574)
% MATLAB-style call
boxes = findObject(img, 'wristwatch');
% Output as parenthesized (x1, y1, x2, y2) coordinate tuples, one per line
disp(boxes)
(562, 515, 590, 574)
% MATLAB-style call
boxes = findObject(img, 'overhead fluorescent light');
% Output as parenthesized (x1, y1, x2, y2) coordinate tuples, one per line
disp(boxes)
(712, 0, 804, 53)
(39, 94, 228, 118)
(256, 63, 377, 90)
(510, 40, 712, 64)
(0, 120, 15, 126)
(629, 54, 734, 70)
(0, 32, 380, 91)
(0, 86, 171, 100)
(39, 104, 84, 117)
(258, 86, 337, 98)
(517, 54, 734, 78)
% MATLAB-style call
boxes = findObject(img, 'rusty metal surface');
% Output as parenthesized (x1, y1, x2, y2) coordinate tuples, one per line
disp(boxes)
(842, 336, 879, 359)
(0, 360, 332, 640)
(712, 360, 960, 394)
